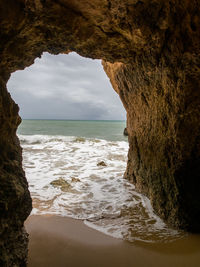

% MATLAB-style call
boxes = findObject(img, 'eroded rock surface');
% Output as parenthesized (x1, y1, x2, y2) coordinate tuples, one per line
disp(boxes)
(103, 54, 200, 230)
(0, 0, 200, 265)
(0, 77, 32, 266)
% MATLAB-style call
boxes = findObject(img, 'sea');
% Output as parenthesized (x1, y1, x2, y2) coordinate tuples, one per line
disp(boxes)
(18, 119, 184, 243)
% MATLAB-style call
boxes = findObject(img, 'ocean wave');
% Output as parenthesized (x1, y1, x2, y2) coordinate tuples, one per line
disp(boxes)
(19, 134, 184, 243)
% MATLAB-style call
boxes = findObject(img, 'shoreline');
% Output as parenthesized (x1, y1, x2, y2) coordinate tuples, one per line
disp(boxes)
(25, 215, 200, 267)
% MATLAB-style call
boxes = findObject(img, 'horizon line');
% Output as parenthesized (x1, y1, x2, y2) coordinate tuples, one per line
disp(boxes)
(21, 118, 126, 121)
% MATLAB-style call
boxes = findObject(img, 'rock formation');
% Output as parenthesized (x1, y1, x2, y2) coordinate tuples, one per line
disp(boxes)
(123, 127, 128, 136)
(0, 0, 200, 265)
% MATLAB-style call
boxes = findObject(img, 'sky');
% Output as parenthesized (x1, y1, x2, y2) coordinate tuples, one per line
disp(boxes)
(7, 52, 126, 120)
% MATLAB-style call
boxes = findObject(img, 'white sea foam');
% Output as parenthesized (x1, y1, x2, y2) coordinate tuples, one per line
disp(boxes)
(20, 134, 184, 242)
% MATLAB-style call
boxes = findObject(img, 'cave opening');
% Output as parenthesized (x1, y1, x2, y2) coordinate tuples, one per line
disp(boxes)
(7, 51, 136, 240)
(6, 51, 183, 245)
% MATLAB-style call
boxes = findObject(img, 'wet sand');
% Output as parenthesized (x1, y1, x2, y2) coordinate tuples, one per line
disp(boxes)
(25, 215, 200, 267)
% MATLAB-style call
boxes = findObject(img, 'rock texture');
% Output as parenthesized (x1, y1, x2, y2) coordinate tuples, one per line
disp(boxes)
(103, 56, 200, 230)
(0, 0, 200, 265)
(0, 77, 32, 266)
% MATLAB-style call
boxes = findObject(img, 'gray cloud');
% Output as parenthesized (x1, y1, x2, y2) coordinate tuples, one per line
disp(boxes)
(7, 52, 126, 120)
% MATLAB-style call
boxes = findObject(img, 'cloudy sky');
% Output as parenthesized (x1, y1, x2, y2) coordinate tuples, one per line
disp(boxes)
(7, 52, 126, 120)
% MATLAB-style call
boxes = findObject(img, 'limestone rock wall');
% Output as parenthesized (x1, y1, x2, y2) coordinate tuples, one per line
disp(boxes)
(103, 53, 200, 230)
(0, 0, 200, 265)
(0, 76, 32, 266)
(102, 0, 200, 230)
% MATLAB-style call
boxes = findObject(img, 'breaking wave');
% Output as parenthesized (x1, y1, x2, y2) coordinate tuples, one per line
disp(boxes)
(20, 134, 184, 243)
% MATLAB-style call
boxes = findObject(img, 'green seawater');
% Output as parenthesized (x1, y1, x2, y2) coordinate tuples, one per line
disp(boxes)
(18, 119, 128, 142)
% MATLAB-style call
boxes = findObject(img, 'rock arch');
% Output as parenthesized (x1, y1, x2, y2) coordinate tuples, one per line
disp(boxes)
(0, 0, 200, 265)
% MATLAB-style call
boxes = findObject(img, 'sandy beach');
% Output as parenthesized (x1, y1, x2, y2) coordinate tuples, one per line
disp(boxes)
(25, 215, 200, 267)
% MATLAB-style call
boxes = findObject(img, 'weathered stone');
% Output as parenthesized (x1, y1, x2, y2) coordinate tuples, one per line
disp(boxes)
(0, 77, 32, 266)
(50, 178, 71, 191)
(123, 128, 128, 136)
(97, 161, 107, 167)
(103, 56, 200, 231)
(0, 0, 200, 265)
